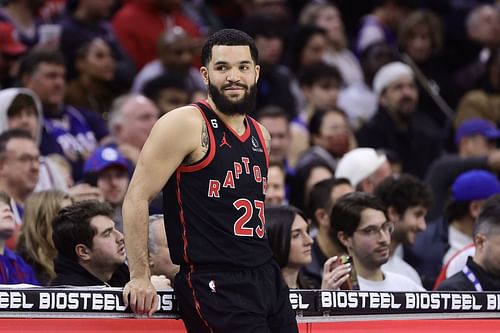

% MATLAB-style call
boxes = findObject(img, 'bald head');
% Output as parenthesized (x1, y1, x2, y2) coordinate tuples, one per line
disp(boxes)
(109, 94, 159, 149)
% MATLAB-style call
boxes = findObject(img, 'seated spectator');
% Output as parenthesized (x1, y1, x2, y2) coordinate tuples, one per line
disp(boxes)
(295, 108, 356, 176)
(51, 200, 129, 287)
(19, 49, 108, 182)
(437, 194, 500, 291)
(107, 94, 159, 167)
(57, 0, 135, 90)
(0, 0, 46, 48)
(425, 118, 500, 220)
(287, 25, 328, 75)
(406, 169, 500, 289)
(0, 190, 38, 284)
(289, 160, 333, 212)
(266, 161, 287, 206)
(452, 5, 500, 98)
(454, 47, 500, 128)
(240, 14, 298, 119)
(112, 0, 201, 71)
(332, 192, 424, 291)
(266, 205, 348, 290)
(374, 174, 431, 286)
(0, 87, 68, 192)
(148, 214, 179, 282)
(65, 38, 118, 118)
(433, 243, 475, 290)
(142, 73, 191, 116)
(302, 178, 354, 288)
(0, 129, 40, 246)
(398, 10, 456, 128)
(337, 42, 398, 131)
(291, 62, 344, 167)
(83, 146, 130, 232)
(254, 106, 294, 179)
(0, 21, 27, 88)
(299, 2, 363, 86)
(354, 0, 416, 55)
(16, 190, 72, 285)
(335, 148, 392, 193)
(357, 61, 444, 179)
(131, 26, 205, 97)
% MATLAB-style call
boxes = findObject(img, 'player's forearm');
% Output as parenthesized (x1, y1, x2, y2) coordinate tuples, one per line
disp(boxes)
(122, 195, 151, 279)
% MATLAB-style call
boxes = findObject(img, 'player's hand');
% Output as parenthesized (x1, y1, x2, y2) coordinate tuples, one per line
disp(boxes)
(321, 256, 351, 290)
(123, 277, 159, 317)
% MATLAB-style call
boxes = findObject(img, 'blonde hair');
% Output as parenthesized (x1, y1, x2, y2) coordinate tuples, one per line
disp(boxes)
(17, 190, 72, 284)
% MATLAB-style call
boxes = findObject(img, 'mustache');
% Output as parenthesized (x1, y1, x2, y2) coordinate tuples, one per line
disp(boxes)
(222, 83, 248, 89)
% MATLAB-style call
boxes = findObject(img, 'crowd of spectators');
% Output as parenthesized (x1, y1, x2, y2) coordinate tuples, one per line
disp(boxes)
(0, 0, 499, 294)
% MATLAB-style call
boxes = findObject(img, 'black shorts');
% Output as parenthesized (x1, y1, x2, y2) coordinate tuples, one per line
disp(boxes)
(174, 260, 298, 333)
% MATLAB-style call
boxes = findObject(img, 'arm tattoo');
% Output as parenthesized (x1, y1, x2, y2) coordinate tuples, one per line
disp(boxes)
(201, 121, 209, 152)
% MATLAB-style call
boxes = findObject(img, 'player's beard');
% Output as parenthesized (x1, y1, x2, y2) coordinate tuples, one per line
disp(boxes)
(209, 81, 257, 116)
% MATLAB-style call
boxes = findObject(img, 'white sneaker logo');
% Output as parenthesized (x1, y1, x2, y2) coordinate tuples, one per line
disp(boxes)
(209, 280, 216, 293)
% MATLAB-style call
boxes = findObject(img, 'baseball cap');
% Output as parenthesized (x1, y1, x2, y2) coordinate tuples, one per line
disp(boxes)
(84, 147, 129, 175)
(335, 148, 387, 187)
(451, 170, 500, 202)
(373, 62, 413, 96)
(454, 119, 500, 145)
(0, 22, 26, 56)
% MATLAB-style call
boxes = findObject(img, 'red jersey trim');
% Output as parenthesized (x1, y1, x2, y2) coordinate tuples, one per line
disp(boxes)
(176, 171, 191, 265)
(198, 99, 251, 142)
(187, 270, 215, 333)
(250, 117, 269, 167)
(176, 165, 215, 332)
(178, 103, 216, 173)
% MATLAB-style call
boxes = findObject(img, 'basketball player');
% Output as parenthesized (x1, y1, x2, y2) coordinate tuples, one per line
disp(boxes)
(122, 29, 298, 333)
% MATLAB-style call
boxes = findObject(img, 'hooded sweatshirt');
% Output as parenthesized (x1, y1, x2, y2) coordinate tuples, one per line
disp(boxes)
(0, 88, 68, 193)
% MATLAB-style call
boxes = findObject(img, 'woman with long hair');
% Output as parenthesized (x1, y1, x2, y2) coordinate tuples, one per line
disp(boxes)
(16, 190, 73, 285)
(266, 205, 350, 289)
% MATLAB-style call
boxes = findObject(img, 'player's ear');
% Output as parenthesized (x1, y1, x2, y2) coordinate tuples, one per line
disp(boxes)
(254, 64, 260, 83)
(200, 67, 209, 85)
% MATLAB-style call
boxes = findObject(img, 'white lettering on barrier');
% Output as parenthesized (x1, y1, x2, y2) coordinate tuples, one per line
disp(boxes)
(405, 293, 482, 310)
(321, 291, 401, 309)
(289, 292, 310, 310)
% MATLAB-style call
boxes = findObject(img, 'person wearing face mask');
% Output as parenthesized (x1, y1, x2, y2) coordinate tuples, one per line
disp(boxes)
(295, 108, 357, 176)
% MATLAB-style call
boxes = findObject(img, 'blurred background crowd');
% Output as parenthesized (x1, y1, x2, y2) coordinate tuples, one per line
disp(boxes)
(0, 0, 499, 293)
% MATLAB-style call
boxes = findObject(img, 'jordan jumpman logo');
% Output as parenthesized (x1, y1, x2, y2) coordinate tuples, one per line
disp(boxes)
(220, 132, 232, 148)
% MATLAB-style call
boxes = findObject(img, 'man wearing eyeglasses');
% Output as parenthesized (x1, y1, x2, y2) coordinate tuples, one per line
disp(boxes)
(331, 192, 424, 291)
(0, 129, 40, 248)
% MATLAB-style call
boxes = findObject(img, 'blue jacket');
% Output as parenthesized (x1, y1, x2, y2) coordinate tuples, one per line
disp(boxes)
(0, 248, 39, 285)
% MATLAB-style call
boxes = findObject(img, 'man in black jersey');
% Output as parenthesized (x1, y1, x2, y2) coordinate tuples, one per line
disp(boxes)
(122, 29, 298, 333)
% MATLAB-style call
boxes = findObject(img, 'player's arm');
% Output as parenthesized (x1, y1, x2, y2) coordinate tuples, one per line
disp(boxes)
(122, 106, 201, 316)
(257, 122, 271, 156)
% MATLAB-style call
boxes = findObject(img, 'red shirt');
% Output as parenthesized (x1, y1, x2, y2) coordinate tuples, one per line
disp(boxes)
(112, 0, 200, 70)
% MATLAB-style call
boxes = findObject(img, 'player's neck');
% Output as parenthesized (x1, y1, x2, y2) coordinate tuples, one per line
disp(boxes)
(207, 98, 247, 135)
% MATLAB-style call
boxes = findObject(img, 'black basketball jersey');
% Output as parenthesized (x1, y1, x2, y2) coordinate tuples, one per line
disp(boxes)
(162, 101, 273, 269)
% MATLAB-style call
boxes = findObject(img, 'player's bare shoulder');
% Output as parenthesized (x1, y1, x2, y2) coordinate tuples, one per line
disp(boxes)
(146, 105, 204, 158)
(156, 105, 209, 166)
(256, 121, 271, 155)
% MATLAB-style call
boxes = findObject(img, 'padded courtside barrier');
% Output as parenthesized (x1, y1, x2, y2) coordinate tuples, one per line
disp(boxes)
(1, 287, 499, 332)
